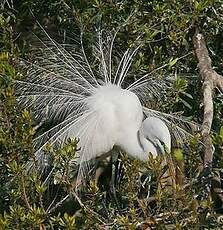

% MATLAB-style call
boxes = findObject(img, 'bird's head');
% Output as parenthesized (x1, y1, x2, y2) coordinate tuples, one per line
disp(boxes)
(138, 117, 171, 159)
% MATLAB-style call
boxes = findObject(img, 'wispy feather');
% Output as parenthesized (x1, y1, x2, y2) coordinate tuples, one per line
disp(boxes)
(16, 29, 198, 189)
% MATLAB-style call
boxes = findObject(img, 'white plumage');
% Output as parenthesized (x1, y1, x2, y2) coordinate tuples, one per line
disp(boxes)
(16, 30, 192, 187)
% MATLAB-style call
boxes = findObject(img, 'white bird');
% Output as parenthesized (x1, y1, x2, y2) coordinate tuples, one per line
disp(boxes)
(16, 30, 191, 188)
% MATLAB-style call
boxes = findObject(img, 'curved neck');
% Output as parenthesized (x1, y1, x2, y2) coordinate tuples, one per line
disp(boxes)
(118, 130, 157, 162)
(137, 130, 158, 160)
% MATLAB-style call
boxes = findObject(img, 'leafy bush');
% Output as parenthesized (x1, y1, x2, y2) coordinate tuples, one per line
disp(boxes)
(1, 0, 223, 229)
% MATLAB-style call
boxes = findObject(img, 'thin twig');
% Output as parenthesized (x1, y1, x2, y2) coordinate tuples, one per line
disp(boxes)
(45, 186, 60, 213)
(71, 190, 108, 225)
(145, 51, 193, 77)
(21, 176, 33, 211)
(48, 194, 70, 214)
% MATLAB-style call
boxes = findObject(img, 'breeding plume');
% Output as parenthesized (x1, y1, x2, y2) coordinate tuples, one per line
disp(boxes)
(16, 30, 191, 187)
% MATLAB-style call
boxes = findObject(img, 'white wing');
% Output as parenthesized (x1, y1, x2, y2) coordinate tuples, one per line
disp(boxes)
(70, 110, 117, 189)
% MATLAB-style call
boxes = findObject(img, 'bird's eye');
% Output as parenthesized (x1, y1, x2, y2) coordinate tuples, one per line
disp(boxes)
(160, 140, 165, 147)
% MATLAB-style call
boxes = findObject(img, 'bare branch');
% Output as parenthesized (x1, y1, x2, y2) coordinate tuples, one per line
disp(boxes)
(71, 190, 108, 225)
(21, 176, 33, 211)
(47, 194, 70, 214)
(192, 32, 223, 167)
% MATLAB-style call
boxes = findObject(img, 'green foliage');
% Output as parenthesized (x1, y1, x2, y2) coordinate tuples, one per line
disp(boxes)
(1, 0, 223, 229)
(0, 51, 34, 213)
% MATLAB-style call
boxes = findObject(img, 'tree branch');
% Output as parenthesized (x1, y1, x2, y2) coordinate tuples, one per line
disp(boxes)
(193, 32, 223, 167)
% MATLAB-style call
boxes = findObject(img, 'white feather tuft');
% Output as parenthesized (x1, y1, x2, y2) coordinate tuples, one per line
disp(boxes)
(16, 29, 197, 189)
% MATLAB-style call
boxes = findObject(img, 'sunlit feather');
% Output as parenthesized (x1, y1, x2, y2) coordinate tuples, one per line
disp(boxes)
(16, 29, 197, 189)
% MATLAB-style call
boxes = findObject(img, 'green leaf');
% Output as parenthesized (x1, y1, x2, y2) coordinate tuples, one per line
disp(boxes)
(194, 1, 200, 10)
(169, 57, 178, 68)
(179, 98, 192, 109)
(181, 91, 193, 99)
(173, 148, 184, 161)
(220, 126, 223, 139)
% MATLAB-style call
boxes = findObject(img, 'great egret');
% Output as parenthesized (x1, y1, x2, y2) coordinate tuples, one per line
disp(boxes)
(16, 30, 190, 188)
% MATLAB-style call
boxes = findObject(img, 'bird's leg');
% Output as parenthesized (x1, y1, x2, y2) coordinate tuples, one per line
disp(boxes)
(138, 171, 152, 199)
(145, 175, 152, 199)
(110, 151, 121, 212)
